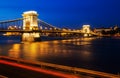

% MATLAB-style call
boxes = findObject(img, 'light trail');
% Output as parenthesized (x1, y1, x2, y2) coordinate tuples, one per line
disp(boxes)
(0, 56, 118, 78)
(0, 60, 79, 78)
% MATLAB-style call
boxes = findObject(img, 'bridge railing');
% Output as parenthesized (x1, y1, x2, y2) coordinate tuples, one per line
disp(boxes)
(0, 56, 119, 78)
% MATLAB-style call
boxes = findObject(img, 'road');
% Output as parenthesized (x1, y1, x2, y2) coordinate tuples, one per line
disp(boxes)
(0, 60, 79, 78)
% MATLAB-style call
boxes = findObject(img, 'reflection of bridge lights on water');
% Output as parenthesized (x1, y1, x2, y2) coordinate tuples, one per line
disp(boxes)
(53, 40, 59, 44)
(16, 41, 73, 60)
(8, 44, 20, 58)
(60, 38, 95, 46)
(80, 51, 92, 61)
(83, 51, 91, 55)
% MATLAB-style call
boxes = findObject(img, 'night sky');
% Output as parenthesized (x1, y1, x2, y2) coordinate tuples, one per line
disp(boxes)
(0, 0, 120, 29)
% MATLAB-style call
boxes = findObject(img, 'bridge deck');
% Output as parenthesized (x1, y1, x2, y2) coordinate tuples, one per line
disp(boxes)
(0, 30, 82, 33)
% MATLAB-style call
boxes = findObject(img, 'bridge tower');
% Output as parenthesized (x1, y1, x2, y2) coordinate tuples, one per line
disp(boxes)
(82, 25, 91, 37)
(22, 11, 40, 41)
(22, 11, 38, 30)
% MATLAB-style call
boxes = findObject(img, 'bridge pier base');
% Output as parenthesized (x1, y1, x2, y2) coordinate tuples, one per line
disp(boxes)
(84, 33, 92, 37)
(22, 33, 40, 42)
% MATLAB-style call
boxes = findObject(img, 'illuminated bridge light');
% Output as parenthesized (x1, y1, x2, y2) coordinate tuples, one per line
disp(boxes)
(23, 11, 38, 14)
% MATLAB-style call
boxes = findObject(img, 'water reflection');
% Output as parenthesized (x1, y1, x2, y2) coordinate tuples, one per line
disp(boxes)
(1, 37, 119, 74)
(80, 51, 92, 61)
(5, 38, 94, 61)
(8, 44, 20, 58)
(61, 37, 95, 46)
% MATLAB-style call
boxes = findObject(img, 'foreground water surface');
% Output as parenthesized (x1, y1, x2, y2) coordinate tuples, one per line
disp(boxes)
(0, 37, 120, 74)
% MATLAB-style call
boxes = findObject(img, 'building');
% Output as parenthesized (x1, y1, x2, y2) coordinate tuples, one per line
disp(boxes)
(94, 27, 112, 33)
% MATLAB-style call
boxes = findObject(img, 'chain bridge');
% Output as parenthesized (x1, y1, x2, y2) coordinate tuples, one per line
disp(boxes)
(0, 11, 95, 41)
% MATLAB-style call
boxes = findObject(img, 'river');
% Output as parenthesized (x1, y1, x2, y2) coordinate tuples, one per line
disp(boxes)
(0, 37, 120, 74)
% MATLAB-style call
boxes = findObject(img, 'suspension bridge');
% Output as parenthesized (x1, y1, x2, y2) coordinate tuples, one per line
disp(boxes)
(0, 11, 95, 41)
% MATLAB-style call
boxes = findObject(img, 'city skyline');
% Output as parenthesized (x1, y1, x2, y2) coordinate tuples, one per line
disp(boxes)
(0, 0, 120, 29)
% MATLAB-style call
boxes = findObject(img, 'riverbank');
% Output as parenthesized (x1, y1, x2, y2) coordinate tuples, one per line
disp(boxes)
(0, 56, 79, 78)
(0, 56, 118, 78)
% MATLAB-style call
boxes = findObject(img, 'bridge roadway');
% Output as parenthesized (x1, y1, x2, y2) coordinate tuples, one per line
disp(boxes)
(0, 56, 119, 78)
(0, 30, 82, 33)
